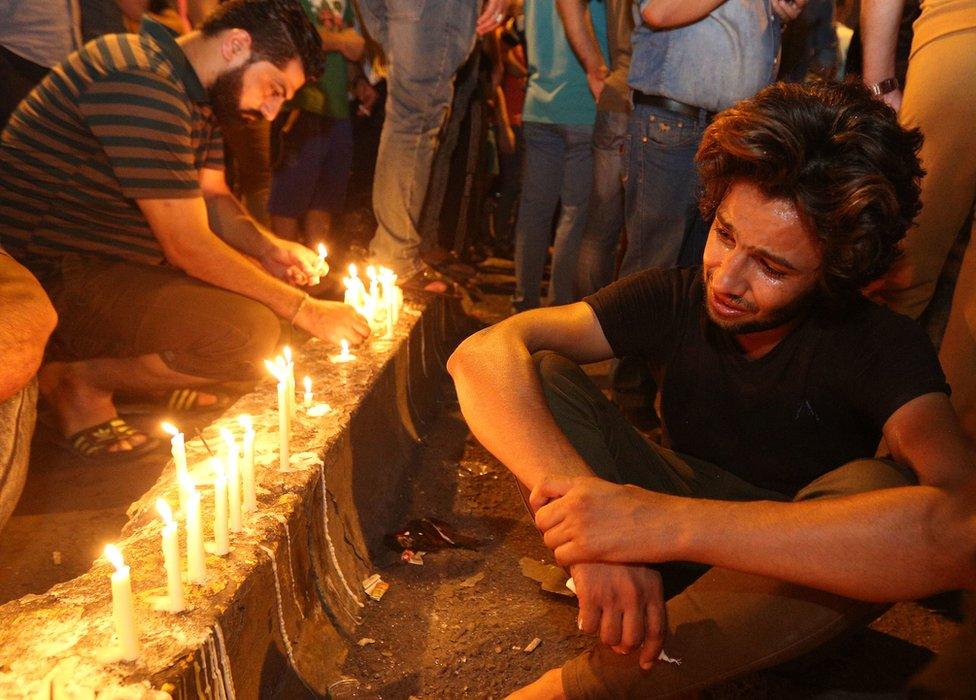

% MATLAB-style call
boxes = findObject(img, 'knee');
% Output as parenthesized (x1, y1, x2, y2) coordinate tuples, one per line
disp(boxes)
(533, 351, 589, 399)
(795, 458, 917, 501)
(226, 301, 281, 378)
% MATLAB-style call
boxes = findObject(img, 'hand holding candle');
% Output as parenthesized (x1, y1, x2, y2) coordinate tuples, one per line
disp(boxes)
(156, 499, 184, 612)
(105, 544, 140, 660)
(316, 243, 329, 278)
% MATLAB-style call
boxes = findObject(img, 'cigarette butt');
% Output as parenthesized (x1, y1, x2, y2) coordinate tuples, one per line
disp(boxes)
(523, 637, 541, 653)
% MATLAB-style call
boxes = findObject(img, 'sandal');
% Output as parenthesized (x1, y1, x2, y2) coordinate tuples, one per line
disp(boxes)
(65, 418, 160, 461)
(116, 388, 233, 416)
(400, 264, 462, 297)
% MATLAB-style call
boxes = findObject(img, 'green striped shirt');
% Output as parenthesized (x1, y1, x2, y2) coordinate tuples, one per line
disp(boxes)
(0, 19, 223, 264)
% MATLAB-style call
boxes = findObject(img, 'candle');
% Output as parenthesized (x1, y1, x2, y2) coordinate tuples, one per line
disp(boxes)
(331, 338, 356, 364)
(220, 429, 242, 533)
(184, 479, 206, 584)
(303, 376, 313, 408)
(211, 458, 229, 556)
(265, 359, 291, 471)
(317, 242, 328, 276)
(104, 544, 140, 660)
(156, 498, 184, 612)
(283, 346, 297, 420)
(238, 415, 256, 513)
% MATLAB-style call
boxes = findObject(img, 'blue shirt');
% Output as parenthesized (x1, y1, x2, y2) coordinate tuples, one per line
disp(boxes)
(628, 0, 780, 113)
(523, 0, 610, 125)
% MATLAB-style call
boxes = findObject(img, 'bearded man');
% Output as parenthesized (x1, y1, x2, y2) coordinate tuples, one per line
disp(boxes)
(0, 0, 369, 459)
(448, 81, 976, 698)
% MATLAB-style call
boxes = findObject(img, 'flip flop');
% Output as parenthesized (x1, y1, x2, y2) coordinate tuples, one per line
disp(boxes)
(116, 388, 233, 416)
(65, 418, 160, 461)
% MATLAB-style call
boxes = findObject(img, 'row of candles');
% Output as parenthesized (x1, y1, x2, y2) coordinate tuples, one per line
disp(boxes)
(103, 257, 407, 661)
(104, 347, 328, 661)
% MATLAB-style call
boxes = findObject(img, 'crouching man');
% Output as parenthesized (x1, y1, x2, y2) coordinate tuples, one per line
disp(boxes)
(448, 81, 976, 698)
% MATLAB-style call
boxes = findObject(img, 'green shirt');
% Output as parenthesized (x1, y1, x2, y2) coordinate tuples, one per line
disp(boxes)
(291, 0, 354, 119)
(0, 18, 223, 264)
(523, 0, 610, 125)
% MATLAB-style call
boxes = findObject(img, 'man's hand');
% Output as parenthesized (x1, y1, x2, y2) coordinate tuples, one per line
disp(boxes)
(587, 65, 610, 102)
(771, 0, 808, 24)
(477, 0, 510, 36)
(260, 238, 328, 287)
(571, 562, 667, 670)
(532, 475, 671, 566)
(293, 298, 371, 346)
(878, 88, 903, 112)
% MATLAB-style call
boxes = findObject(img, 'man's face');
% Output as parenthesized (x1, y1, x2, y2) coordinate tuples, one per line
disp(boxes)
(211, 56, 305, 124)
(701, 180, 823, 336)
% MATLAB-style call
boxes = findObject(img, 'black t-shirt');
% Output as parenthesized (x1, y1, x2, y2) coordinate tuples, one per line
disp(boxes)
(586, 267, 949, 496)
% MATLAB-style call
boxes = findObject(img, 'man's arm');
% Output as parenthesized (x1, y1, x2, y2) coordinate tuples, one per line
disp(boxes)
(859, 0, 906, 110)
(0, 253, 57, 401)
(448, 302, 614, 490)
(555, 0, 609, 101)
(640, 0, 727, 28)
(535, 392, 976, 601)
(200, 167, 278, 260)
(319, 27, 366, 61)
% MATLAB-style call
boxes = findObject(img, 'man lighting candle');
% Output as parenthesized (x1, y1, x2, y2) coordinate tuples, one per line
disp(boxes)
(0, 0, 370, 461)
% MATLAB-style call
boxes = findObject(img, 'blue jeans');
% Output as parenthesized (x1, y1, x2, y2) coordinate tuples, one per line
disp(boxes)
(513, 121, 594, 310)
(357, 0, 477, 277)
(619, 103, 707, 278)
(577, 109, 628, 297)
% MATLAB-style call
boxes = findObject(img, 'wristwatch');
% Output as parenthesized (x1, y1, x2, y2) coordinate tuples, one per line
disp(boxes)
(867, 78, 899, 96)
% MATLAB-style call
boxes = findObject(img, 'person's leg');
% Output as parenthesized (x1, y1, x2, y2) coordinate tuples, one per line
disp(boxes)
(939, 218, 976, 445)
(305, 118, 354, 245)
(560, 458, 916, 698)
(547, 123, 594, 307)
(874, 30, 976, 320)
(39, 257, 280, 445)
(268, 111, 322, 243)
(222, 119, 272, 226)
(619, 105, 706, 278)
(514, 123, 566, 311)
(366, 0, 478, 277)
(493, 124, 524, 256)
(577, 109, 628, 297)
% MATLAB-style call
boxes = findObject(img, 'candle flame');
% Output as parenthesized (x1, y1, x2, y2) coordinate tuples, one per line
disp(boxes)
(303, 376, 312, 393)
(366, 265, 377, 280)
(104, 543, 125, 572)
(156, 498, 174, 525)
(161, 421, 180, 437)
(348, 263, 358, 278)
(317, 243, 328, 259)
(341, 339, 350, 355)
(238, 414, 253, 431)
(179, 469, 195, 490)
(264, 359, 285, 382)
(283, 345, 292, 364)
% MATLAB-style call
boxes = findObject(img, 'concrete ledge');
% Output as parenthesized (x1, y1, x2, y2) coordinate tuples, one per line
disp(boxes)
(0, 293, 473, 698)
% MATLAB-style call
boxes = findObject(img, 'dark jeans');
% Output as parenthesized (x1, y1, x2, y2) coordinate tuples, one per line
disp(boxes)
(34, 255, 281, 382)
(0, 44, 49, 130)
(531, 352, 916, 698)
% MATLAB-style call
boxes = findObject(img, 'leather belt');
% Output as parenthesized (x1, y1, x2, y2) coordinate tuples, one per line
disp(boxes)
(632, 91, 714, 122)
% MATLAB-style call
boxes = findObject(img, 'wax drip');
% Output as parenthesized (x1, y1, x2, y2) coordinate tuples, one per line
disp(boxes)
(258, 544, 297, 667)
(318, 465, 364, 608)
(206, 634, 225, 700)
(256, 511, 305, 620)
(213, 623, 237, 700)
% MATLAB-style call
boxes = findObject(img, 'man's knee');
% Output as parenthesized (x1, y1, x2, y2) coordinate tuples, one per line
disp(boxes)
(794, 458, 917, 502)
(161, 297, 281, 382)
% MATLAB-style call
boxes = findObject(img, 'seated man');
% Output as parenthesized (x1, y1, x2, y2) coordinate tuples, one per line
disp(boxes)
(0, 0, 369, 459)
(448, 81, 976, 698)
(0, 248, 57, 531)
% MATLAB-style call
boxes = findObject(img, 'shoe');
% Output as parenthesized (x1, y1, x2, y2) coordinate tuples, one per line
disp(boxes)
(64, 418, 160, 461)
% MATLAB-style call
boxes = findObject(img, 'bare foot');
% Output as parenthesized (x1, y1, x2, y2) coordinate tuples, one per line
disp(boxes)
(505, 668, 564, 700)
(424, 280, 449, 294)
(39, 362, 147, 452)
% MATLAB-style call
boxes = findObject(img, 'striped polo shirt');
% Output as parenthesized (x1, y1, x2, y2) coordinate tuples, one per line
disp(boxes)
(0, 18, 223, 265)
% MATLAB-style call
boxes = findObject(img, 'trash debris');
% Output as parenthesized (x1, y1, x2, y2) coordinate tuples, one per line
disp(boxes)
(385, 517, 480, 553)
(565, 577, 576, 594)
(519, 557, 575, 597)
(51, 551, 61, 566)
(357, 638, 377, 647)
(658, 650, 681, 665)
(400, 550, 425, 565)
(287, 451, 324, 471)
(458, 571, 485, 589)
(362, 574, 389, 601)
(523, 637, 542, 653)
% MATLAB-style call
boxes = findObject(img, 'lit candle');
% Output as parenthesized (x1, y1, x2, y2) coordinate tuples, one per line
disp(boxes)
(220, 429, 241, 533)
(156, 498, 184, 612)
(104, 544, 140, 660)
(238, 415, 256, 513)
(317, 242, 328, 276)
(265, 359, 291, 472)
(211, 458, 229, 556)
(183, 478, 206, 584)
(331, 338, 356, 364)
(303, 376, 313, 408)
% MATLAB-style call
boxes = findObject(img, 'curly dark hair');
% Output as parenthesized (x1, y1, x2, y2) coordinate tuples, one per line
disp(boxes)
(697, 80, 924, 300)
(202, 0, 324, 82)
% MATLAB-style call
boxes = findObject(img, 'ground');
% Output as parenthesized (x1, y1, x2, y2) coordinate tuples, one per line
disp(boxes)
(0, 255, 965, 698)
